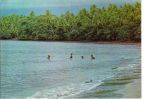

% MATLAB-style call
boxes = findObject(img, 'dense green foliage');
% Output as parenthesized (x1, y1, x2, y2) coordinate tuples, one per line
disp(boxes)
(0, 2, 141, 41)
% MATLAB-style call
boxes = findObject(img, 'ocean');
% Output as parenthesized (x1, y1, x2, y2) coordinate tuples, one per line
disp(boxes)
(0, 40, 141, 98)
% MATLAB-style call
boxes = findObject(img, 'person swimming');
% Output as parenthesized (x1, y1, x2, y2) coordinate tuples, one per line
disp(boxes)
(47, 55, 50, 60)
(91, 54, 95, 60)
(70, 53, 73, 59)
(85, 79, 93, 83)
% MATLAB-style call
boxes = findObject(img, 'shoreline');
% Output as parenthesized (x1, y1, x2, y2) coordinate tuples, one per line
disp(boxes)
(0, 39, 141, 45)
(116, 78, 141, 98)
(73, 63, 141, 98)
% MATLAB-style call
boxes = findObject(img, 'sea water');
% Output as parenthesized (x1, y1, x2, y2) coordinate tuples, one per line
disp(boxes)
(0, 40, 141, 98)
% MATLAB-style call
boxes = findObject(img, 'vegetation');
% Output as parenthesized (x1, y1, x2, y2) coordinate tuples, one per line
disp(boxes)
(0, 2, 141, 42)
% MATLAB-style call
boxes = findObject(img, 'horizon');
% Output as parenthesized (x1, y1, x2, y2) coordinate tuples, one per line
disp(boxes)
(0, 0, 141, 16)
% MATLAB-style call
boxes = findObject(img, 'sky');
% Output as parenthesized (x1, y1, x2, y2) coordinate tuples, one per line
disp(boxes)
(0, 0, 140, 16)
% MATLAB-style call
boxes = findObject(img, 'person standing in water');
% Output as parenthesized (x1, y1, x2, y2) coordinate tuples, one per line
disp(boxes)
(47, 55, 50, 60)
(70, 53, 73, 59)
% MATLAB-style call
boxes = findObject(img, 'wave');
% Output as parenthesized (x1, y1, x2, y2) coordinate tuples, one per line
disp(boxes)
(114, 63, 140, 71)
(26, 81, 102, 99)
(25, 59, 141, 99)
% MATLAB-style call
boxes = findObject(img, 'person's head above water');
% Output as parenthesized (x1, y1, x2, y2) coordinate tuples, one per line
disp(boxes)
(81, 56, 84, 59)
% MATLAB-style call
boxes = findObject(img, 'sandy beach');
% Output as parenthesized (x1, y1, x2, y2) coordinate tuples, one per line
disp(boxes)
(116, 78, 141, 98)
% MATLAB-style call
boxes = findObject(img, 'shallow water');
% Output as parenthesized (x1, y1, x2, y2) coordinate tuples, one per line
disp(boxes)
(0, 40, 141, 98)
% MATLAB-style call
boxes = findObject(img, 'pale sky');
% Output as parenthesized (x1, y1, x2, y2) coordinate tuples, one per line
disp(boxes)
(0, 0, 140, 16)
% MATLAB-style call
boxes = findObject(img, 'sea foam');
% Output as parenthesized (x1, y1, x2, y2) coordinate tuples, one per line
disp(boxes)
(26, 81, 102, 99)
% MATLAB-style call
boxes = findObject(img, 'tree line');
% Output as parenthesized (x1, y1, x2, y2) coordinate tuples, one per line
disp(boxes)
(0, 2, 141, 42)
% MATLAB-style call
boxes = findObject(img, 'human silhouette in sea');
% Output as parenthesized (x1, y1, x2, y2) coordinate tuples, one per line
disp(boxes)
(81, 56, 84, 59)
(91, 54, 95, 60)
(85, 79, 93, 83)
(47, 55, 50, 60)
(70, 53, 73, 59)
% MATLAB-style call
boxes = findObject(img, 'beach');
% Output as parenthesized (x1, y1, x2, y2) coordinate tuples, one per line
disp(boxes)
(73, 62, 141, 98)
(117, 78, 141, 98)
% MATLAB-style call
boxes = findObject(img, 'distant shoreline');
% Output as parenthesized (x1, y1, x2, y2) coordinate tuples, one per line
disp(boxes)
(0, 39, 141, 46)
(1, 2, 141, 43)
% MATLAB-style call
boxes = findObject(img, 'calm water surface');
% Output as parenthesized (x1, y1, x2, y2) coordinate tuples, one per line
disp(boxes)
(0, 40, 141, 98)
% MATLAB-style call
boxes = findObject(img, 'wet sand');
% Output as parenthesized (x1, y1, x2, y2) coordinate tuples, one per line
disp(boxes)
(117, 78, 141, 98)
